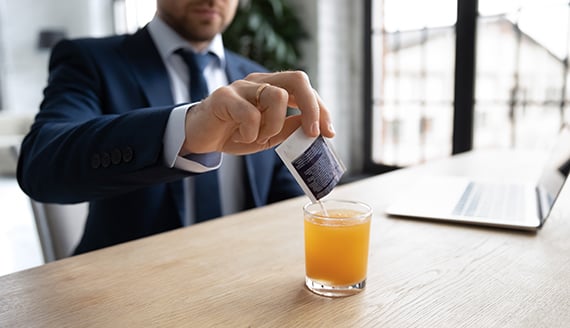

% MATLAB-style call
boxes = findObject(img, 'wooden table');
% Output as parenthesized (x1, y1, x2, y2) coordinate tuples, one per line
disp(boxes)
(1, 150, 569, 327)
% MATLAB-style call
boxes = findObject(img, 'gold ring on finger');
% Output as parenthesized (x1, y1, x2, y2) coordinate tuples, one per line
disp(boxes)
(255, 83, 271, 108)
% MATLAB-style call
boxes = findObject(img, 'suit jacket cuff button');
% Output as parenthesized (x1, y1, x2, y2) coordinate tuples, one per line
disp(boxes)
(91, 153, 101, 169)
(122, 146, 133, 163)
(101, 152, 111, 168)
(111, 148, 122, 165)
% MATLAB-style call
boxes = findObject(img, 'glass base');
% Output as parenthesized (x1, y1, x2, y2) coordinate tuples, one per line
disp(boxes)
(305, 277, 366, 297)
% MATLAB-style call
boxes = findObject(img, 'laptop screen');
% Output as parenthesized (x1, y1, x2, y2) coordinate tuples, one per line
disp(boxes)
(536, 124, 570, 217)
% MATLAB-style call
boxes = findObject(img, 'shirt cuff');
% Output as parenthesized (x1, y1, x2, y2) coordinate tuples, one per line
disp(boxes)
(163, 103, 222, 173)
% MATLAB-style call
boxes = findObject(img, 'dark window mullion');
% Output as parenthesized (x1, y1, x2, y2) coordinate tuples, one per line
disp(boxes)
(453, 0, 478, 154)
(363, 0, 400, 174)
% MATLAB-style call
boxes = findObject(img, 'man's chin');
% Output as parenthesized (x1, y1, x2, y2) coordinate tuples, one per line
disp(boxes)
(180, 27, 219, 43)
(185, 20, 222, 37)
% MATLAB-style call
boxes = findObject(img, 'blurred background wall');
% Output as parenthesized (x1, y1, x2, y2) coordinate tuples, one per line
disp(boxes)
(0, 0, 114, 114)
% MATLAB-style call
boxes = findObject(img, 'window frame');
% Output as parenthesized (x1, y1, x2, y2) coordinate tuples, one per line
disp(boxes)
(363, 0, 478, 174)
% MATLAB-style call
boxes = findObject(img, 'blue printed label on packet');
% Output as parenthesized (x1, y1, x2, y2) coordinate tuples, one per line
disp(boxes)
(276, 128, 346, 202)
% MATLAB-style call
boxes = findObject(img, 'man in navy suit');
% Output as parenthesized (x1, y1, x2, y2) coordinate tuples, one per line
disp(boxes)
(17, 0, 335, 255)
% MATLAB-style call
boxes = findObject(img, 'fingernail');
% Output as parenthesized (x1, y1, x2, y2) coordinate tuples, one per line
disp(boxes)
(311, 121, 320, 136)
(328, 122, 335, 135)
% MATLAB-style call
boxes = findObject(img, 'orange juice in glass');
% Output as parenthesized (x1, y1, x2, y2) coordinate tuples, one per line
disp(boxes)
(303, 200, 372, 297)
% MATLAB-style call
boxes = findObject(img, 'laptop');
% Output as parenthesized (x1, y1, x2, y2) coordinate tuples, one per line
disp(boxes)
(386, 124, 570, 231)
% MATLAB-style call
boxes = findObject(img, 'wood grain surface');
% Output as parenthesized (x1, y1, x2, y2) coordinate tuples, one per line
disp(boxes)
(1, 150, 569, 327)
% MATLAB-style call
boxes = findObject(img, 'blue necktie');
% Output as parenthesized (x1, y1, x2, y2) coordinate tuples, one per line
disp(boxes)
(176, 49, 222, 223)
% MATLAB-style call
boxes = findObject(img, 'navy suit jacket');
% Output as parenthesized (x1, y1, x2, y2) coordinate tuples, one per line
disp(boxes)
(17, 27, 302, 255)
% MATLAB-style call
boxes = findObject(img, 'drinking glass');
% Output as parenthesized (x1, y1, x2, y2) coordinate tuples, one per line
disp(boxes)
(303, 200, 372, 297)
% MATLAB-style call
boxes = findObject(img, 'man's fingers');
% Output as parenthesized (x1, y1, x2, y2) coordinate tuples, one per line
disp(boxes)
(266, 115, 303, 148)
(245, 71, 333, 138)
(254, 83, 271, 109)
(228, 80, 289, 144)
(223, 115, 303, 154)
(254, 84, 288, 144)
(313, 90, 335, 138)
(216, 81, 289, 145)
(193, 73, 334, 155)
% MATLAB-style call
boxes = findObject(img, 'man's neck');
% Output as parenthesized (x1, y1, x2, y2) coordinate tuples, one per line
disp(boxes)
(188, 41, 210, 53)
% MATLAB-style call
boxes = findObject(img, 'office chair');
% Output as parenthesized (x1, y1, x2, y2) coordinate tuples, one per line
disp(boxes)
(10, 144, 87, 262)
(29, 201, 88, 262)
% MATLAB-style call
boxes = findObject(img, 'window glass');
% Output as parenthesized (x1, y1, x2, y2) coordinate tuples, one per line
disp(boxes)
(371, 0, 457, 166)
(475, 0, 570, 149)
(371, 0, 570, 168)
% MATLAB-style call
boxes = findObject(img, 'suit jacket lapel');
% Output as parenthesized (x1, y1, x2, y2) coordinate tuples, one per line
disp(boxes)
(121, 27, 185, 223)
(121, 27, 174, 107)
(225, 51, 250, 84)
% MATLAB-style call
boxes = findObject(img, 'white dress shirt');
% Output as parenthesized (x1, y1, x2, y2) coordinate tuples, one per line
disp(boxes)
(148, 15, 245, 223)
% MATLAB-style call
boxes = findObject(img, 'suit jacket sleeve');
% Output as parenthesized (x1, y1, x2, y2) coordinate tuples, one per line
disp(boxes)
(17, 38, 190, 204)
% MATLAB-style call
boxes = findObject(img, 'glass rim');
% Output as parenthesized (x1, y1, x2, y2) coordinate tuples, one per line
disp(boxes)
(303, 199, 373, 220)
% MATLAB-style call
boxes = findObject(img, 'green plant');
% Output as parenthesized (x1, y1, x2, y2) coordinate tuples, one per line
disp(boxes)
(223, 0, 308, 71)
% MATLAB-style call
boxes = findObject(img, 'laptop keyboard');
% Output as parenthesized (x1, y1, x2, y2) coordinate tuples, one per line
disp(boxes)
(452, 182, 526, 220)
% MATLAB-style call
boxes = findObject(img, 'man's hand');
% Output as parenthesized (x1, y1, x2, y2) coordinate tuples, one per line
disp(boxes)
(182, 71, 335, 155)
